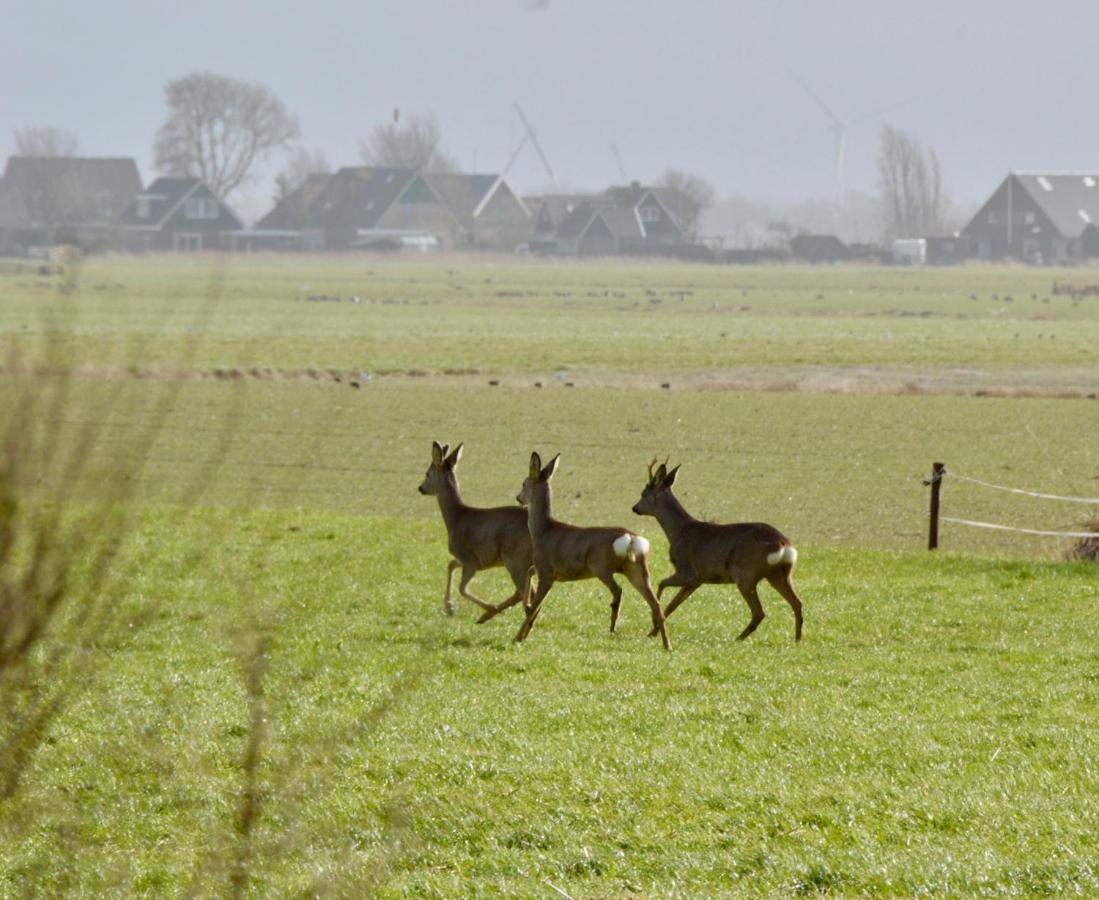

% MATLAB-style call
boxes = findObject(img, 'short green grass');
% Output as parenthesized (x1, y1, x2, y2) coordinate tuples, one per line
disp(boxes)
(2, 509, 1096, 896)
(3, 256, 1098, 376)
(1, 256, 1097, 896)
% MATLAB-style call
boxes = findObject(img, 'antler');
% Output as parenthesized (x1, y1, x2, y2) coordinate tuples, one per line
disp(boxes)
(647, 457, 659, 484)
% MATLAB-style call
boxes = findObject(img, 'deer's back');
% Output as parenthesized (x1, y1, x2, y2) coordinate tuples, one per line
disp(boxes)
(536, 521, 631, 581)
(675, 520, 790, 583)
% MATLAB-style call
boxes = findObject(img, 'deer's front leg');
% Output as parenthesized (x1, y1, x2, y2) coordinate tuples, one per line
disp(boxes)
(443, 559, 462, 616)
(457, 564, 496, 613)
(515, 574, 554, 643)
(657, 570, 692, 601)
(650, 584, 698, 636)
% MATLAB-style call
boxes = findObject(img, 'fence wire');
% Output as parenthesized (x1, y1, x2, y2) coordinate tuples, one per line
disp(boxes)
(945, 470, 1099, 505)
(937, 467, 1098, 542)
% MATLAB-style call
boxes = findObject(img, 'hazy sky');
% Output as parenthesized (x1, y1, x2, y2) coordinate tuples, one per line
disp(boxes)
(4, 0, 1097, 220)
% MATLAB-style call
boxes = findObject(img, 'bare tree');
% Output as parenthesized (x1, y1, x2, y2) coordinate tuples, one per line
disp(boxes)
(9, 128, 85, 236)
(876, 124, 948, 240)
(657, 169, 716, 240)
(154, 72, 300, 199)
(358, 114, 456, 173)
(273, 147, 331, 205)
(14, 126, 79, 158)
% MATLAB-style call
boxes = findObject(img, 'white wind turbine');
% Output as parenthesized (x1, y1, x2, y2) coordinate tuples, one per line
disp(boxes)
(794, 75, 907, 204)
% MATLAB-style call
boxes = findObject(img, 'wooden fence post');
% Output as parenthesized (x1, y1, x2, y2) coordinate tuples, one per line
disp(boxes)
(927, 462, 945, 550)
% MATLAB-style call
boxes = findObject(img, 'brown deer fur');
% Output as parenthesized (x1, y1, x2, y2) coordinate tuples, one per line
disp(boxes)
(515, 452, 671, 650)
(632, 461, 804, 641)
(419, 441, 532, 620)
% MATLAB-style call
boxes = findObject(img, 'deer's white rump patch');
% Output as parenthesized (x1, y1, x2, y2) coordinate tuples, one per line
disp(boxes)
(767, 546, 798, 567)
(613, 533, 650, 562)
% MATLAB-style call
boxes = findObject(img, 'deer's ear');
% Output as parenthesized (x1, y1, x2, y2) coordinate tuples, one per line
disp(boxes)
(541, 454, 560, 481)
(431, 441, 444, 466)
(529, 452, 542, 481)
(654, 463, 668, 485)
(664, 464, 680, 487)
(444, 443, 463, 470)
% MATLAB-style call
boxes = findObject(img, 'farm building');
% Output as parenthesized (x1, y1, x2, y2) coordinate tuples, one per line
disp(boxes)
(961, 172, 1099, 262)
(0, 155, 142, 252)
(528, 182, 689, 256)
(0, 184, 32, 256)
(252, 168, 528, 252)
(120, 178, 243, 252)
(425, 172, 530, 251)
(789, 233, 851, 263)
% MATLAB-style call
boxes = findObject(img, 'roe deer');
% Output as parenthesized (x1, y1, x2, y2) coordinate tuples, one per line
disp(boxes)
(632, 461, 803, 641)
(515, 452, 671, 650)
(418, 441, 533, 620)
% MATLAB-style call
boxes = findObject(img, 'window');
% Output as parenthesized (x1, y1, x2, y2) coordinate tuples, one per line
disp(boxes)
(184, 196, 218, 219)
(639, 205, 661, 223)
(94, 191, 113, 219)
(173, 232, 203, 251)
(136, 196, 151, 219)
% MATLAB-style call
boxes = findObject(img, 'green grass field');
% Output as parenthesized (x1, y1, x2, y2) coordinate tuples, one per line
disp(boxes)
(1, 256, 1097, 896)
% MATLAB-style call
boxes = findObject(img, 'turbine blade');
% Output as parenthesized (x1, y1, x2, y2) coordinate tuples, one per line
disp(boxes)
(792, 73, 844, 127)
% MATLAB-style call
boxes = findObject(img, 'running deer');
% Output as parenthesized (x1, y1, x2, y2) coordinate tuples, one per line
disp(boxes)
(418, 441, 533, 620)
(632, 461, 803, 641)
(515, 452, 671, 650)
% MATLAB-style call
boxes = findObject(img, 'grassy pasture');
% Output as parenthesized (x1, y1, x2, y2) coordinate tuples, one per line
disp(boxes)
(1, 256, 1098, 896)
(3, 256, 1099, 380)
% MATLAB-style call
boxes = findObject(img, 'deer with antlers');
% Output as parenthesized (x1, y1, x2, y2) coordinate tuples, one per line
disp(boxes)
(632, 460, 804, 641)
(418, 441, 533, 620)
(515, 452, 671, 650)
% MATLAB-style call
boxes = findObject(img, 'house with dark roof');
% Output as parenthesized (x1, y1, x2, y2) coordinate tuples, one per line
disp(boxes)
(252, 167, 528, 252)
(0, 156, 141, 251)
(528, 182, 688, 256)
(962, 172, 1099, 262)
(424, 173, 529, 250)
(120, 177, 243, 251)
(527, 194, 594, 251)
(0, 185, 32, 255)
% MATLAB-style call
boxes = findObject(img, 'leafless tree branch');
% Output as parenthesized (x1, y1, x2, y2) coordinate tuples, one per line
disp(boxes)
(154, 72, 300, 199)
(358, 114, 457, 173)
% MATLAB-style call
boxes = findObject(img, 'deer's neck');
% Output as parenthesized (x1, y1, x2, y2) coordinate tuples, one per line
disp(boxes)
(527, 482, 553, 540)
(435, 474, 467, 530)
(654, 492, 697, 545)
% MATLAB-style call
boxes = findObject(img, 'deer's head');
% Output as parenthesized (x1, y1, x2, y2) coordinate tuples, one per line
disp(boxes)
(632, 458, 679, 516)
(517, 451, 560, 506)
(419, 441, 462, 495)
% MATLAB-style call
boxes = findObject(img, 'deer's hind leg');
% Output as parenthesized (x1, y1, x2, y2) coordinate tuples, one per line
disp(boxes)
(766, 569, 804, 641)
(734, 578, 766, 641)
(596, 572, 624, 633)
(624, 559, 671, 651)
